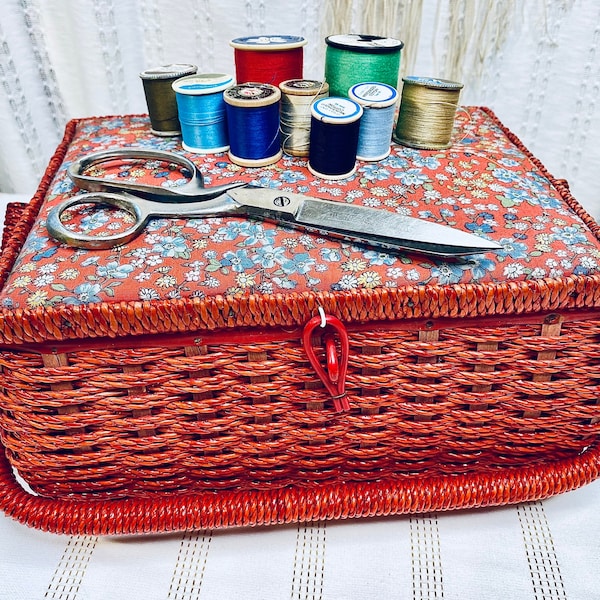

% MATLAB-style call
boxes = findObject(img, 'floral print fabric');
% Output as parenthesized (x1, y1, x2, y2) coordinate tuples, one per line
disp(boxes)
(1, 108, 599, 310)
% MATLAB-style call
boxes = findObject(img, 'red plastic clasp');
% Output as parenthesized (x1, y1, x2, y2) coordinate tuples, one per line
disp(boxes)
(302, 309, 350, 412)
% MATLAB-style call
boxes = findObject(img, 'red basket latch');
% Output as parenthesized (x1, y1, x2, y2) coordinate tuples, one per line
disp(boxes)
(302, 308, 350, 412)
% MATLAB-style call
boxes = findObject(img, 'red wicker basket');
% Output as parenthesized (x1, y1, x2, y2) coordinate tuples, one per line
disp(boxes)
(0, 108, 599, 535)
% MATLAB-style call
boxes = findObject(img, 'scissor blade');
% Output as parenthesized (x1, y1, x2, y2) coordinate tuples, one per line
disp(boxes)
(228, 187, 502, 257)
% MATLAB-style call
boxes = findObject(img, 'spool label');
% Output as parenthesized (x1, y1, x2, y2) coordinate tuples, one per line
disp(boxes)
(325, 34, 404, 52)
(139, 64, 197, 80)
(227, 84, 275, 100)
(350, 83, 398, 106)
(312, 98, 362, 123)
(173, 74, 234, 95)
(403, 76, 464, 90)
(230, 35, 306, 49)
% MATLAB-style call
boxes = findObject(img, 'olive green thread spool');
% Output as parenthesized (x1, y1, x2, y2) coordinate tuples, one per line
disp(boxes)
(393, 76, 464, 150)
(139, 64, 198, 136)
(324, 34, 403, 98)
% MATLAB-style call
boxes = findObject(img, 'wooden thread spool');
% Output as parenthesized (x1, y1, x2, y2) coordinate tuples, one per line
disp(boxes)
(224, 83, 282, 167)
(279, 79, 329, 157)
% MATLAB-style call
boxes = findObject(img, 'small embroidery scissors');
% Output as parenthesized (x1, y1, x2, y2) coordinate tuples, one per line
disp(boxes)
(46, 148, 502, 256)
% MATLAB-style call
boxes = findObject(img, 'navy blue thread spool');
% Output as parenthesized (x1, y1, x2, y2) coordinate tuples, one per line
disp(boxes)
(172, 73, 234, 153)
(224, 83, 283, 167)
(308, 97, 363, 179)
(139, 63, 198, 136)
(348, 82, 398, 161)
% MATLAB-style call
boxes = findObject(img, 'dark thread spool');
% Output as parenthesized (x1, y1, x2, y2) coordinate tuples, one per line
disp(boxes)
(139, 64, 197, 136)
(309, 97, 363, 179)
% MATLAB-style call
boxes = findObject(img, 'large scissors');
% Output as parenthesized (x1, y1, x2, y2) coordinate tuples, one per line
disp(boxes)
(46, 148, 502, 257)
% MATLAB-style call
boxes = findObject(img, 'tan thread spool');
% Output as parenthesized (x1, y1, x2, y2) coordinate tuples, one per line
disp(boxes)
(279, 79, 329, 157)
(393, 76, 463, 150)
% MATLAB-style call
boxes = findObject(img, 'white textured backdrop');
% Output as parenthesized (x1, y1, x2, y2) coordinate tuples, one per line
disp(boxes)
(0, 0, 599, 220)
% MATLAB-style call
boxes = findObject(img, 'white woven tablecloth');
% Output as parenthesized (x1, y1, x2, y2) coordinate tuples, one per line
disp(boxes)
(1, 194, 598, 600)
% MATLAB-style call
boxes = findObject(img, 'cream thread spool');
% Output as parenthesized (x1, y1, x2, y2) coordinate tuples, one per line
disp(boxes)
(393, 76, 464, 150)
(279, 79, 329, 157)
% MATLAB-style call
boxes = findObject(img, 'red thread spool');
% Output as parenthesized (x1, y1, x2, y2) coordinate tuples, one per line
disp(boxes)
(230, 35, 306, 86)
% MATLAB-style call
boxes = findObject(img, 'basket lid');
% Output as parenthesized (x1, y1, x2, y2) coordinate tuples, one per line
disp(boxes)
(1, 108, 599, 345)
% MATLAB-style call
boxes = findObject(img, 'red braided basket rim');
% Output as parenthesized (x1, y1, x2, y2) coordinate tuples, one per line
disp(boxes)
(0, 438, 598, 535)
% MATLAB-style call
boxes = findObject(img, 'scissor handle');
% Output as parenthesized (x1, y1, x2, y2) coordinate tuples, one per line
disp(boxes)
(67, 148, 207, 200)
(46, 192, 151, 249)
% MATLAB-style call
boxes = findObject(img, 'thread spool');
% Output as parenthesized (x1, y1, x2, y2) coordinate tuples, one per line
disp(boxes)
(308, 97, 363, 179)
(172, 73, 234, 154)
(139, 64, 198, 136)
(224, 83, 283, 167)
(324, 34, 403, 97)
(393, 76, 464, 150)
(230, 35, 306, 86)
(348, 82, 398, 161)
(279, 79, 329, 157)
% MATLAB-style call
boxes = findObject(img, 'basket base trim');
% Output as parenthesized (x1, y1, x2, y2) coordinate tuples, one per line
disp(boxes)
(1, 443, 598, 535)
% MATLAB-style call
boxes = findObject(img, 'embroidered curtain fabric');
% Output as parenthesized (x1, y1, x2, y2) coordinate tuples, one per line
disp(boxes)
(0, 0, 598, 222)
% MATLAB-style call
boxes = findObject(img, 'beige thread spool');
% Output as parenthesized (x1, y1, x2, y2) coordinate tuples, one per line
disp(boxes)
(279, 79, 329, 157)
(393, 76, 464, 150)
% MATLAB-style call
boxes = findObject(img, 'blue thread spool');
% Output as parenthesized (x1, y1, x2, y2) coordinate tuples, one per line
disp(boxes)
(172, 73, 234, 154)
(308, 97, 363, 179)
(348, 82, 398, 161)
(224, 83, 283, 167)
(324, 35, 403, 98)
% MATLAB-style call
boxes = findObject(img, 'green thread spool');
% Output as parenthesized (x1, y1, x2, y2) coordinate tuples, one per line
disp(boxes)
(324, 34, 404, 97)
(394, 76, 464, 150)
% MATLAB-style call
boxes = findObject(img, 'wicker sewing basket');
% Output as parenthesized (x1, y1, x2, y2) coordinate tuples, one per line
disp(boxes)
(1, 108, 600, 535)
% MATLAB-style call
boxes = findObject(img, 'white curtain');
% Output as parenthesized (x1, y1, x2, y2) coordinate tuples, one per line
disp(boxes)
(1, 0, 599, 219)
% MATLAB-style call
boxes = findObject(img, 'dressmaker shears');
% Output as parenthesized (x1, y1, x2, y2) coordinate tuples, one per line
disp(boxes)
(46, 148, 502, 256)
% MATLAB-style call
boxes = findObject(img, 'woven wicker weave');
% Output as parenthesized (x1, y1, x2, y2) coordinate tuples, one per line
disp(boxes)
(0, 109, 599, 534)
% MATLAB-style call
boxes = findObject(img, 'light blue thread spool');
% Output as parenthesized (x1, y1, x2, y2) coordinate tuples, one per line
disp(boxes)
(349, 82, 398, 161)
(224, 83, 283, 167)
(172, 73, 234, 153)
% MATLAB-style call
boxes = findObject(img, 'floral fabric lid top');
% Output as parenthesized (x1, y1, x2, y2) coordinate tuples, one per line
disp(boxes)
(1, 108, 599, 312)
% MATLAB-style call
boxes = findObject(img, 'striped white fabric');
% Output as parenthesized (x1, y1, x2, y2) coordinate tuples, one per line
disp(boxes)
(1, 482, 599, 599)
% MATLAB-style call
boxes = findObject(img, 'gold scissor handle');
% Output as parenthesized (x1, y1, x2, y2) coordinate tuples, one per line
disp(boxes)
(46, 192, 152, 249)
